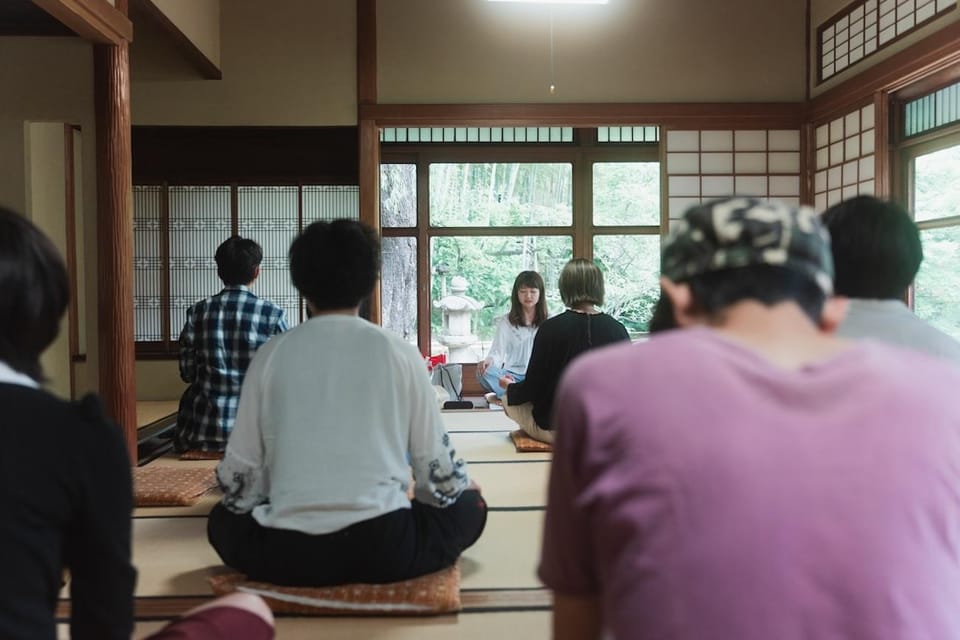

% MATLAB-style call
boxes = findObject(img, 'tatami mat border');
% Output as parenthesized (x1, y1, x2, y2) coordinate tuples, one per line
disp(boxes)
(56, 588, 551, 621)
(132, 505, 546, 521)
(466, 459, 551, 465)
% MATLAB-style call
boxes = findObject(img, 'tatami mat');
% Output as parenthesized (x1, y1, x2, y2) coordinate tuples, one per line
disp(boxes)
(127, 510, 544, 598)
(131, 518, 223, 597)
(454, 431, 551, 462)
(136, 400, 178, 429)
(461, 510, 545, 590)
(471, 462, 549, 508)
(139, 430, 547, 471)
(121, 610, 551, 640)
(442, 409, 515, 432)
(133, 459, 547, 519)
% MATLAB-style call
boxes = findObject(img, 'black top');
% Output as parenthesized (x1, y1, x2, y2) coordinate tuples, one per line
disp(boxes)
(0, 384, 135, 640)
(507, 310, 630, 428)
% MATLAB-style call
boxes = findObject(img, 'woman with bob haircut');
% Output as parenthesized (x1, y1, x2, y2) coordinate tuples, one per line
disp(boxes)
(500, 258, 629, 443)
(477, 270, 548, 404)
(0, 206, 274, 639)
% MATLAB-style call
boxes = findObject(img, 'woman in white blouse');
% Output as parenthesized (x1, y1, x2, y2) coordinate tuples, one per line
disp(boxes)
(477, 270, 548, 404)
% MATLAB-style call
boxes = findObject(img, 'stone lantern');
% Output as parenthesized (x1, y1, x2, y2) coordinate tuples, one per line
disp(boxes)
(434, 275, 484, 363)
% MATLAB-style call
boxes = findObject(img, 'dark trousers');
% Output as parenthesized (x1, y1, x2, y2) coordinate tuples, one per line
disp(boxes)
(207, 490, 487, 586)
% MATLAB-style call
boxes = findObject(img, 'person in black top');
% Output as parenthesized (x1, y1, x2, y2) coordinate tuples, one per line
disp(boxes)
(500, 258, 630, 443)
(0, 206, 274, 640)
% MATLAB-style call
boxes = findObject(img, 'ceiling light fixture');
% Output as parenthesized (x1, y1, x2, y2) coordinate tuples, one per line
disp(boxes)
(488, 0, 608, 4)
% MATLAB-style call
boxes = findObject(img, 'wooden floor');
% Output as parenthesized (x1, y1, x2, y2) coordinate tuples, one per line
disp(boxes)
(60, 407, 552, 638)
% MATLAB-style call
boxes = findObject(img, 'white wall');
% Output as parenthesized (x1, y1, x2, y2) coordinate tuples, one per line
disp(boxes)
(378, 0, 808, 104)
(151, 0, 221, 68)
(24, 123, 71, 398)
(0, 37, 100, 397)
(131, 0, 356, 125)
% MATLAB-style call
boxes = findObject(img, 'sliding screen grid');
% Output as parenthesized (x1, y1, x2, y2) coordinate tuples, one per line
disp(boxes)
(132, 185, 359, 347)
(665, 129, 802, 221)
(819, 0, 955, 82)
(813, 104, 877, 212)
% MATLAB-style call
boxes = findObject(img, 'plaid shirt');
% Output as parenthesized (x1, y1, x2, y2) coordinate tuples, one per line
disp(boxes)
(175, 286, 287, 451)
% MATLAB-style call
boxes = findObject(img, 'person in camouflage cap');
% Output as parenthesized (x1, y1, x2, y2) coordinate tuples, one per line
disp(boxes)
(654, 196, 840, 327)
(661, 196, 834, 297)
(539, 195, 960, 640)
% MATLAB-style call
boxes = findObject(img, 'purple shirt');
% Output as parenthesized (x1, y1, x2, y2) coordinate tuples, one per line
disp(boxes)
(540, 328, 960, 640)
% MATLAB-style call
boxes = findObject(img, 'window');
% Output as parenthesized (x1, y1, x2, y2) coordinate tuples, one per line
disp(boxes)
(379, 128, 663, 357)
(132, 184, 359, 355)
(910, 142, 960, 340)
(818, 0, 955, 83)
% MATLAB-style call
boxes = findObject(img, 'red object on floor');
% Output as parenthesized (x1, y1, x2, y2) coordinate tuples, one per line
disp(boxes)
(425, 354, 447, 372)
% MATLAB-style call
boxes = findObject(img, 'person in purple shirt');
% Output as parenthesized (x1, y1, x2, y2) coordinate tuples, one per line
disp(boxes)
(540, 197, 960, 640)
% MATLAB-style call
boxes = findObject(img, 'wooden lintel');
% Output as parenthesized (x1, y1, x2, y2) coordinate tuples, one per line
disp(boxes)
(359, 102, 806, 129)
(31, 0, 132, 44)
(133, 0, 221, 80)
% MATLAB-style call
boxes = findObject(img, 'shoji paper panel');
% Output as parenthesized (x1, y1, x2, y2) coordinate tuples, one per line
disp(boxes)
(813, 103, 876, 212)
(665, 129, 802, 220)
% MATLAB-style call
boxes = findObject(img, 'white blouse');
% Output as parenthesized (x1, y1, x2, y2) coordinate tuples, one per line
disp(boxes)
(485, 315, 539, 375)
(217, 315, 469, 535)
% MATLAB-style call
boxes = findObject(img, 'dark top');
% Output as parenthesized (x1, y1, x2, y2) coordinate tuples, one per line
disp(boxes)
(507, 310, 630, 428)
(0, 384, 135, 640)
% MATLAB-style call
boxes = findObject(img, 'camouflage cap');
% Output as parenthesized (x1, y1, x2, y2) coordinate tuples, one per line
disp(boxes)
(661, 197, 834, 295)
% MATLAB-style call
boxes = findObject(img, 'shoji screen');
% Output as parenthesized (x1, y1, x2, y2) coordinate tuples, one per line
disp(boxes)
(133, 186, 164, 342)
(813, 103, 876, 211)
(237, 186, 301, 327)
(168, 186, 232, 340)
(665, 129, 802, 221)
(303, 185, 360, 224)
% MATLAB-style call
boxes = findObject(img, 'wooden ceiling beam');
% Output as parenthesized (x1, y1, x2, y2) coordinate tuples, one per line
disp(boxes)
(31, 0, 132, 44)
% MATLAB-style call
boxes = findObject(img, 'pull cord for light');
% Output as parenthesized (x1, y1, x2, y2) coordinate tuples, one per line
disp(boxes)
(549, 8, 557, 95)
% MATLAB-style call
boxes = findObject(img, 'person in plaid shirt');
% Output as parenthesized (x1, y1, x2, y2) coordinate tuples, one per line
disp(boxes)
(175, 236, 287, 453)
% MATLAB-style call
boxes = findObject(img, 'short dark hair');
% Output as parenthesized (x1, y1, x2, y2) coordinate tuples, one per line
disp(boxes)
(648, 291, 676, 333)
(289, 219, 381, 312)
(821, 195, 922, 299)
(215, 236, 263, 286)
(684, 264, 827, 325)
(0, 206, 70, 381)
(559, 258, 605, 308)
(508, 270, 548, 327)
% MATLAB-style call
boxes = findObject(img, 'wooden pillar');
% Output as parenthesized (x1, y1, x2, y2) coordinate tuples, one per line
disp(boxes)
(357, 0, 382, 324)
(94, 38, 137, 461)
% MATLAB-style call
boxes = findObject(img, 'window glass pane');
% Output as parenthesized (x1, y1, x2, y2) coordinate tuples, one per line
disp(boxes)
(593, 162, 661, 226)
(430, 235, 573, 358)
(594, 234, 661, 338)
(429, 163, 573, 227)
(381, 237, 419, 346)
(133, 186, 163, 341)
(913, 145, 960, 221)
(168, 186, 231, 340)
(915, 226, 960, 340)
(238, 186, 301, 327)
(381, 164, 417, 227)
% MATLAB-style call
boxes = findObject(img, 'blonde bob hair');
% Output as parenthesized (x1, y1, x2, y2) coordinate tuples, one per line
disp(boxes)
(559, 258, 604, 308)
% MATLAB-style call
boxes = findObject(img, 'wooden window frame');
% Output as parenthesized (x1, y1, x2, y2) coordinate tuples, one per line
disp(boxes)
(381, 130, 663, 356)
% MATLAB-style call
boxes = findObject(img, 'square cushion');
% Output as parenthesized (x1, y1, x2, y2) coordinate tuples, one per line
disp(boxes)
(509, 430, 553, 453)
(133, 466, 218, 506)
(208, 564, 461, 616)
(179, 450, 225, 461)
